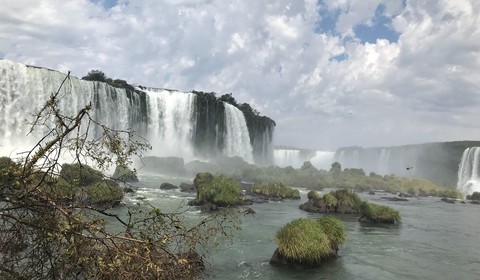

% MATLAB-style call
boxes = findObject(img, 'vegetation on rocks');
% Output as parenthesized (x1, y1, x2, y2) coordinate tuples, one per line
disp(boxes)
(358, 201, 401, 224)
(271, 216, 346, 268)
(112, 165, 139, 182)
(0, 73, 239, 279)
(239, 161, 460, 198)
(190, 173, 243, 207)
(252, 181, 300, 199)
(466, 192, 480, 200)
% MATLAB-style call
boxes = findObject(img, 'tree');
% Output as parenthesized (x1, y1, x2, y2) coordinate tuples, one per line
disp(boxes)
(329, 162, 342, 174)
(0, 73, 239, 279)
(82, 69, 107, 82)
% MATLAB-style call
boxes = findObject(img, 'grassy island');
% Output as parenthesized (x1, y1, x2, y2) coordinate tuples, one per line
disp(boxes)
(271, 216, 346, 268)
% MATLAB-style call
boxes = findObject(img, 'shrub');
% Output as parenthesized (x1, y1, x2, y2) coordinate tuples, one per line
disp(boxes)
(359, 201, 400, 224)
(466, 192, 480, 200)
(307, 190, 321, 200)
(322, 193, 337, 208)
(330, 189, 362, 210)
(194, 174, 242, 207)
(252, 181, 300, 199)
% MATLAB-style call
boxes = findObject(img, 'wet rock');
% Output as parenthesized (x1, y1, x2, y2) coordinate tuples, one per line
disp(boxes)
(160, 182, 178, 190)
(440, 197, 455, 204)
(179, 182, 195, 193)
(381, 196, 408, 202)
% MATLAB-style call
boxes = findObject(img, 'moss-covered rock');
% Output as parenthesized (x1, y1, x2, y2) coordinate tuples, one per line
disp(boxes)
(56, 163, 123, 208)
(358, 201, 400, 224)
(307, 190, 321, 200)
(300, 189, 361, 214)
(59, 163, 104, 186)
(189, 173, 243, 208)
(270, 216, 346, 269)
(252, 181, 300, 199)
(112, 165, 139, 182)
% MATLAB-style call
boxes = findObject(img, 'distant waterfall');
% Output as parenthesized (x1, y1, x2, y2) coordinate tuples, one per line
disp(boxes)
(273, 148, 334, 170)
(457, 147, 480, 196)
(223, 103, 253, 163)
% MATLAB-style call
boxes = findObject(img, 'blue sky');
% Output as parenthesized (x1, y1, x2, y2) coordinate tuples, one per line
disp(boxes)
(1, 0, 479, 150)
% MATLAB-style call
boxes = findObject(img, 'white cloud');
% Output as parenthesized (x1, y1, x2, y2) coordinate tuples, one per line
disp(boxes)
(0, 0, 479, 150)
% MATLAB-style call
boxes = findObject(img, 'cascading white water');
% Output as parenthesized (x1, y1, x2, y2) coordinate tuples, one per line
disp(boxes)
(377, 148, 391, 175)
(310, 151, 335, 170)
(223, 103, 253, 163)
(1, 60, 267, 165)
(273, 149, 334, 170)
(273, 149, 302, 168)
(145, 88, 196, 161)
(457, 147, 480, 196)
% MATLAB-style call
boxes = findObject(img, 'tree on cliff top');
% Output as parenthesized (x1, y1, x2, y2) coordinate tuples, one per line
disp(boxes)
(0, 73, 239, 279)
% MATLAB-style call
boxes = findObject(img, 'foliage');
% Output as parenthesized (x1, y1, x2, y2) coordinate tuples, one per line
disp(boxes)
(0, 73, 239, 279)
(359, 201, 401, 224)
(317, 215, 347, 246)
(83, 181, 124, 206)
(193, 173, 243, 207)
(322, 193, 337, 208)
(82, 69, 107, 82)
(330, 189, 362, 210)
(307, 190, 321, 200)
(466, 192, 480, 200)
(252, 181, 300, 199)
(275, 216, 346, 263)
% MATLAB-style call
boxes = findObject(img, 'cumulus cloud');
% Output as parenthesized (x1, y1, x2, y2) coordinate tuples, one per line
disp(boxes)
(0, 0, 479, 150)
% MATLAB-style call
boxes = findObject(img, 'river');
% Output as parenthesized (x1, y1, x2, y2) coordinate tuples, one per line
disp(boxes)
(125, 173, 480, 280)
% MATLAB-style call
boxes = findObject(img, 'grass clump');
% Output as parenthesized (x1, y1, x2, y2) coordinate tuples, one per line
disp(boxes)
(322, 193, 337, 208)
(275, 216, 346, 265)
(193, 173, 242, 207)
(307, 190, 321, 200)
(252, 181, 300, 199)
(330, 189, 362, 210)
(359, 201, 400, 224)
(276, 219, 332, 263)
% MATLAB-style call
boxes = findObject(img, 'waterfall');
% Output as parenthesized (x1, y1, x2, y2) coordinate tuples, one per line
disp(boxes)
(457, 147, 480, 196)
(223, 103, 253, 163)
(0, 60, 273, 164)
(273, 149, 302, 168)
(145, 88, 196, 161)
(310, 151, 335, 170)
(273, 148, 334, 169)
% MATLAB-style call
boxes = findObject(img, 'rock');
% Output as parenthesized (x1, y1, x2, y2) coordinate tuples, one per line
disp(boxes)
(200, 202, 218, 212)
(461, 201, 466, 204)
(112, 165, 139, 182)
(160, 182, 178, 190)
(243, 207, 255, 216)
(440, 197, 456, 204)
(368, 191, 376, 195)
(269, 248, 321, 269)
(299, 199, 329, 213)
(179, 182, 195, 193)
(470, 200, 480, 205)
(398, 192, 413, 198)
(123, 186, 135, 193)
(381, 196, 408, 202)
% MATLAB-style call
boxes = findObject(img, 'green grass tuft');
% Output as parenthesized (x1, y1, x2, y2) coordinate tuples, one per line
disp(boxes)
(359, 201, 400, 223)
(275, 216, 347, 263)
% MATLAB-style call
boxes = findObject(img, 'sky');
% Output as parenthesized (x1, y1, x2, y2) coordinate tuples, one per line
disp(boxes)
(1, 0, 479, 151)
